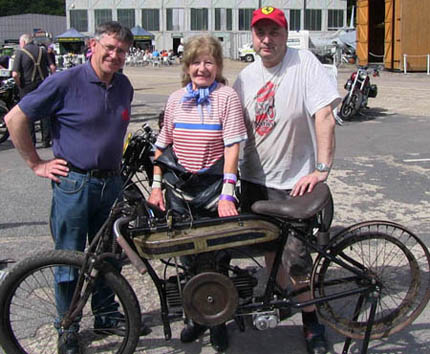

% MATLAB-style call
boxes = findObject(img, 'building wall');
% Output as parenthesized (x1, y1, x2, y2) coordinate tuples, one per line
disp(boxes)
(65, 0, 347, 58)
(0, 14, 66, 44)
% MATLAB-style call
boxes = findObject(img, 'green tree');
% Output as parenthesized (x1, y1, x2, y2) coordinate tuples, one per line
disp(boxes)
(0, 0, 66, 17)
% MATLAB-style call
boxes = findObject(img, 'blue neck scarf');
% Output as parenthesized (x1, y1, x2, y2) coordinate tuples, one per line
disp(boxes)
(181, 81, 218, 122)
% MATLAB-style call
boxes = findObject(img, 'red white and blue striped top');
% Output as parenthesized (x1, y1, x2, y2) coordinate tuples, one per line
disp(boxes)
(156, 83, 247, 173)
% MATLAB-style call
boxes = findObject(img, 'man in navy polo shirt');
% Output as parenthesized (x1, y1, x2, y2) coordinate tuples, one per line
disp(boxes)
(5, 22, 138, 354)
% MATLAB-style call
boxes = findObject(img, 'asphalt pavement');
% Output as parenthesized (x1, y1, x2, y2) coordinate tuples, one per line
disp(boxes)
(1, 61, 430, 353)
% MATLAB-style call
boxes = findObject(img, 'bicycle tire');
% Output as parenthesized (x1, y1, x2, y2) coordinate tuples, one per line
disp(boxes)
(0, 250, 141, 354)
(0, 103, 9, 144)
(311, 221, 430, 340)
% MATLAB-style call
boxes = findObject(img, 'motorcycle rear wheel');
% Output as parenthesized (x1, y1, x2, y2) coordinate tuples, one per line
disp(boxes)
(0, 103, 9, 144)
(311, 221, 430, 340)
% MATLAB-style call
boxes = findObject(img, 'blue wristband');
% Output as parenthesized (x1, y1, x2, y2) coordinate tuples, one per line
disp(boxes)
(223, 173, 237, 183)
(219, 194, 236, 203)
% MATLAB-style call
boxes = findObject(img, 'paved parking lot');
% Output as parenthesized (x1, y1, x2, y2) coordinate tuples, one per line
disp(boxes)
(1, 59, 430, 353)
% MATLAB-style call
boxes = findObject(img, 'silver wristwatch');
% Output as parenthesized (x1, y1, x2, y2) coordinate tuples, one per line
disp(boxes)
(316, 162, 331, 173)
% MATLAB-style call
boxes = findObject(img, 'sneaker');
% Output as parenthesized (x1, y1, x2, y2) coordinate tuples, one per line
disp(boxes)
(94, 314, 151, 337)
(303, 323, 328, 354)
(210, 323, 228, 352)
(180, 321, 208, 343)
(58, 331, 81, 354)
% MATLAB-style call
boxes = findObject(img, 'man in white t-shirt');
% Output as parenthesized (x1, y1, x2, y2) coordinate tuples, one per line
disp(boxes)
(177, 43, 184, 59)
(233, 6, 340, 354)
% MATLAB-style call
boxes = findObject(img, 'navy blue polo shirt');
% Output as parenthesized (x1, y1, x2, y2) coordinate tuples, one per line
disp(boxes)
(19, 61, 133, 170)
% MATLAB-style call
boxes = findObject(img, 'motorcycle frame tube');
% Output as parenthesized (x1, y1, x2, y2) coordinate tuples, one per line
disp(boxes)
(347, 70, 361, 103)
(129, 213, 281, 237)
(114, 216, 148, 275)
(233, 221, 375, 314)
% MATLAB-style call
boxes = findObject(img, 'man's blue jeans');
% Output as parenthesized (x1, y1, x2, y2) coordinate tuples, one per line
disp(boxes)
(50, 171, 122, 331)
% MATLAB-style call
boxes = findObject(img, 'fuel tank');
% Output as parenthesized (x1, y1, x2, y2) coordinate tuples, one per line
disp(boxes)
(132, 217, 280, 260)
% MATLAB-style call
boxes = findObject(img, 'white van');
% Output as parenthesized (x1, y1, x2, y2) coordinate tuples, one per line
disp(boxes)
(239, 31, 310, 62)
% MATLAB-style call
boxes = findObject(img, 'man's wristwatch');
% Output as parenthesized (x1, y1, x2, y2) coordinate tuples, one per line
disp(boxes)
(316, 162, 331, 173)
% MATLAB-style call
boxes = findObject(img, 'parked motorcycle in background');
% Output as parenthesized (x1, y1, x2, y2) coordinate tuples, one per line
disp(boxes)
(339, 66, 379, 120)
(0, 78, 19, 144)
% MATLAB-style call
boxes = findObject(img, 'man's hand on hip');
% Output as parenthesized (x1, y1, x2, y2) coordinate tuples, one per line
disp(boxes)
(32, 158, 69, 183)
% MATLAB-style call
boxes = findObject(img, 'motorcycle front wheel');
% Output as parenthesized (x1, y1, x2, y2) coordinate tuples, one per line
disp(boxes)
(339, 90, 364, 120)
(339, 96, 355, 120)
(0, 103, 9, 144)
(0, 250, 142, 354)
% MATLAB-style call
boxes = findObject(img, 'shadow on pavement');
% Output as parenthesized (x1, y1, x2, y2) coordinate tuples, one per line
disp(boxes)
(0, 221, 48, 230)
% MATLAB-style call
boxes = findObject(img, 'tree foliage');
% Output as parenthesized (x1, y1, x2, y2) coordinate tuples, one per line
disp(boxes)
(0, 0, 66, 17)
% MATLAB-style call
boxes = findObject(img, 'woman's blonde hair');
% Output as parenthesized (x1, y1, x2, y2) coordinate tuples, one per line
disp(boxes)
(181, 35, 227, 87)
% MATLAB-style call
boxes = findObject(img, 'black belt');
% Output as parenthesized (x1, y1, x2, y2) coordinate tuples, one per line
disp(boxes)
(67, 163, 120, 179)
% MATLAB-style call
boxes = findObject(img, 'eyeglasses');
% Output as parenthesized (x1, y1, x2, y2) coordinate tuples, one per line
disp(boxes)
(97, 40, 128, 57)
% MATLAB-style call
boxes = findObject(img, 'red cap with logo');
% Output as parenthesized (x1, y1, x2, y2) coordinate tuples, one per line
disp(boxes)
(251, 6, 288, 28)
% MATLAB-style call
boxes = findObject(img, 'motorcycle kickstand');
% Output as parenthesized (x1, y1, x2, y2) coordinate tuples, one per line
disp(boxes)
(341, 292, 376, 354)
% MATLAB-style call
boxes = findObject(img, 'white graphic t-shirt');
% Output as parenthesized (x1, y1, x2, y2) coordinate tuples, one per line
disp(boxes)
(233, 48, 341, 189)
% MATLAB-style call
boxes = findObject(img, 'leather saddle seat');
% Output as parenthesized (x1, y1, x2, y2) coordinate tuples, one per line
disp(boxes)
(251, 183, 331, 220)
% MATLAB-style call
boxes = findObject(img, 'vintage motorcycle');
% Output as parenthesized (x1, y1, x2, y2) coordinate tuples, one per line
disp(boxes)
(0, 125, 429, 354)
(339, 66, 379, 120)
(0, 78, 19, 144)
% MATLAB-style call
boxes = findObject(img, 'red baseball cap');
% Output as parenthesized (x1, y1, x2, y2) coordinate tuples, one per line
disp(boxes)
(251, 6, 288, 28)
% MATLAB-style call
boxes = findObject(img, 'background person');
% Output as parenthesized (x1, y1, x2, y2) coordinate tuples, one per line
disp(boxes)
(148, 34, 247, 352)
(233, 7, 340, 354)
(47, 44, 57, 73)
(0, 55, 9, 69)
(4, 21, 147, 354)
(177, 42, 184, 61)
(12, 34, 54, 147)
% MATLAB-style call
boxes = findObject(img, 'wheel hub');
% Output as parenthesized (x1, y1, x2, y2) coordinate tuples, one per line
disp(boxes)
(182, 272, 238, 326)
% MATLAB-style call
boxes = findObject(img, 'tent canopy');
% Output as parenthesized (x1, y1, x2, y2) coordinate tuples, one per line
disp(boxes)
(56, 28, 86, 42)
(131, 26, 154, 40)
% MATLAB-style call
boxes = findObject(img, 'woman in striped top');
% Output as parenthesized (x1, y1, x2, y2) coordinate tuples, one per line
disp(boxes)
(148, 34, 247, 351)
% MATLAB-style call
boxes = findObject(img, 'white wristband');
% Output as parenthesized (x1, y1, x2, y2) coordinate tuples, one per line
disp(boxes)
(152, 181, 162, 189)
(152, 174, 162, 189)
(221, 182, 235, 196)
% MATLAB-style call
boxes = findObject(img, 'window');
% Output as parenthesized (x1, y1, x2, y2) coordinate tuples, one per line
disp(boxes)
(70, 10, 88, 32)
(328, 9, 344, 30)
(142, 9, 159, 31)
(94, 9, 112, 26)
(239, 8, 254, 31)
(305, 9, 322, 31)
(166, 8, 185, 31)
(215, 8, 232, 31)
(190, 8, 208, 31)
(117, 9, 135, 29)
(289, 9, 301, 31)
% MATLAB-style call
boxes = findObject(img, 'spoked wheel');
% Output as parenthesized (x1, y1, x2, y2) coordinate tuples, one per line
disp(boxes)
(311, 221, 430, 340)
(0, 104, 10, 144)
(0, 250, 141, 353)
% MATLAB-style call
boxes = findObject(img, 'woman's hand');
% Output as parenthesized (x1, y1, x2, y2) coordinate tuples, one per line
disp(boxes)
(218, 199, 238, 217)
(148, 188, 166, 211)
